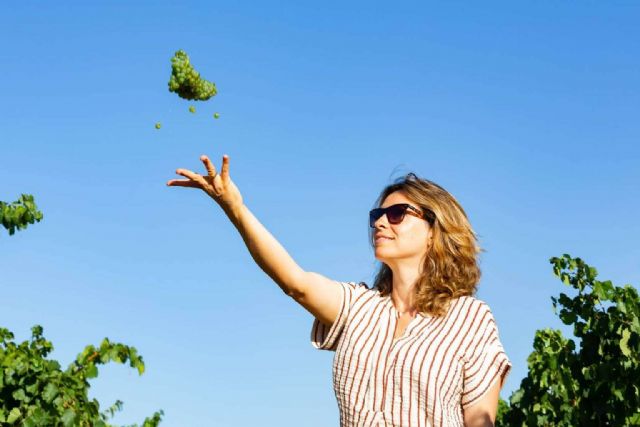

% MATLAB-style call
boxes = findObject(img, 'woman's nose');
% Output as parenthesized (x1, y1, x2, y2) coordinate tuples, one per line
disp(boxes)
(374, 215, 388, 228)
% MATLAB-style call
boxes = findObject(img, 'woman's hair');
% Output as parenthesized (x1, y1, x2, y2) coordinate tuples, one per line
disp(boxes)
(368, 172, 483, 317)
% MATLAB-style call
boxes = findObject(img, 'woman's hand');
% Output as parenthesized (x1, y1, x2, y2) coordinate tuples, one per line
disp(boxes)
(167, 154, 243, 213)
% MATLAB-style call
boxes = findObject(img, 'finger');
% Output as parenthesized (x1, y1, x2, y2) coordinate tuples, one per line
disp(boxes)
(175, 168, 200, 181)
(220, 154, 230, 181)
(182, 169, 211, 191)
(175, 168, 209, 188)
(200, 155, 217, 177)
(166, 179, 200, 188)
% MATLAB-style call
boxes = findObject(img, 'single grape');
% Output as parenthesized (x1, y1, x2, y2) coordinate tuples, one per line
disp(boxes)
(213, 113, 220, 119)
(155, 122, 161, 129)
(189, 105, 196, 113)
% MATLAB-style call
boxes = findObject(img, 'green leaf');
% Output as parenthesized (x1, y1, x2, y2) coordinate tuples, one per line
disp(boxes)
(628, 412, 640, 425)
(613, 388, 624, 401)
(109, 347, 122, 363)
(43, 382, 58, 402)
(26, 382, 38, 394)
(7, 408, 21, 424)
(12, 388, 27, 401)
(620, 329, 632, 357)
(86, 364, 98, 378)
(61, 409, 76, 426)
(559, 310, 577, 325)
(23, 407, 47, 427)
(593, 280, 615, 301)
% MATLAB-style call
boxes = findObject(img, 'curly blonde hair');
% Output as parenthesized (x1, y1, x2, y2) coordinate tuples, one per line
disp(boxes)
(368, 173, 484, 317)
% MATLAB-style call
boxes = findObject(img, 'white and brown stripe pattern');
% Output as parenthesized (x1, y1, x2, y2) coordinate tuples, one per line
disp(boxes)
(311, 281, 511, 427)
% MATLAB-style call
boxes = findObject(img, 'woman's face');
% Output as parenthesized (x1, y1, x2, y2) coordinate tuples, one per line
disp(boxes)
(373, 191, 433, 266)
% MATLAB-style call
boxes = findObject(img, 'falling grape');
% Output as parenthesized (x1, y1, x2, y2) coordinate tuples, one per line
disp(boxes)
(213, 112, 220, 119)
(168, 50, 217, 101)
(155, 122, 162, 129)
(189, 105, 196, 113)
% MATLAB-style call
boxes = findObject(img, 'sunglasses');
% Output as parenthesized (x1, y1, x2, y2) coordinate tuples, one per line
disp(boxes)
(369, 203, 435, 228)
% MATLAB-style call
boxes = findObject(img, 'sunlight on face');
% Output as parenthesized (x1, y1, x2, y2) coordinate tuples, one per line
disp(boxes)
(373, 191, 432, 265)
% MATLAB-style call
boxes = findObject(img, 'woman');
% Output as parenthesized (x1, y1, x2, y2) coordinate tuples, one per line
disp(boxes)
(168, 154, 511, 427)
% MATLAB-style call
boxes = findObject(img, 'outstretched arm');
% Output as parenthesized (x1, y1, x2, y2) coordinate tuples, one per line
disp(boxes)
(167, 154, 343, 333)
(225, 202, 308, 298)
(167, 154, 306, 297)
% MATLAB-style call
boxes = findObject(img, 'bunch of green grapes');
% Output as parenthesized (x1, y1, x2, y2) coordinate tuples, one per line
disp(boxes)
(168, 50, 217, 101)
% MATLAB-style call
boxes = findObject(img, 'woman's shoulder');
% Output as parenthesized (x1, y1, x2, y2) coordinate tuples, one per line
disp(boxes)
(340, 281, 382, 302)
(452, 295, 497, 318)
(342, 281, 377, 292)
(456, 294, 493, 305)
(344, 280, 371, 288)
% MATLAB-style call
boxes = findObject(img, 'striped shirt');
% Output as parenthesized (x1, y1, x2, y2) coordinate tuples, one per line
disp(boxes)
(311, 281, 512, 427)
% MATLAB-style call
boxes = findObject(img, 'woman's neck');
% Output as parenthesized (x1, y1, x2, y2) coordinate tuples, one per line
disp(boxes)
(389, 264, 422, 313)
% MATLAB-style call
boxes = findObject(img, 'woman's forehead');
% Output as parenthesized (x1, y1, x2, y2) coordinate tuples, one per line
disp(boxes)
(382, 191, 411, 207)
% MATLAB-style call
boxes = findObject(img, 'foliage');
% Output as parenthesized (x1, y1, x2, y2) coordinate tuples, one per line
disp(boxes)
(0, 194, 43, 236)
(0, 325, 163, 426)
(3, 193, 162, 424)
(496, 254, 640, 426)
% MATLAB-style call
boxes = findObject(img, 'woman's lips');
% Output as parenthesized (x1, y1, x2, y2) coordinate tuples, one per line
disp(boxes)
(375, 237, 394, 244)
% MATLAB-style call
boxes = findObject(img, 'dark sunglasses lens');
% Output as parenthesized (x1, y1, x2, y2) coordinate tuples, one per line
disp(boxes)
(387, 205, 407, 224)
(369, 209, 384, 227)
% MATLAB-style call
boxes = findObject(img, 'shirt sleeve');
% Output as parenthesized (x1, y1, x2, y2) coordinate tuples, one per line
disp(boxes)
(461, 301, 512, 409)
(310, 281, 370, 352)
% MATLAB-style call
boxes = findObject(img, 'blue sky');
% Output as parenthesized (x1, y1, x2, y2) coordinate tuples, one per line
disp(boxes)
(1, 1, 639, 425)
